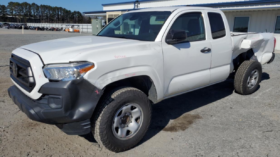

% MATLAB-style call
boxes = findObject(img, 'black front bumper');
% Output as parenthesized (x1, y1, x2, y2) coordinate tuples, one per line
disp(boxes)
(8, 79, 103, 135)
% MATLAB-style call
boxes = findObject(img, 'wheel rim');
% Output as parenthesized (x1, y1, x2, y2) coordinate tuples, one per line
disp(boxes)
(247, 69, 259, 89)
(112, 103, 143, 140)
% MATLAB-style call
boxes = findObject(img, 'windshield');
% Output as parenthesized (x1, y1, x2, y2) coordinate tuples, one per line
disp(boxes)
(98, 11, 171, 41)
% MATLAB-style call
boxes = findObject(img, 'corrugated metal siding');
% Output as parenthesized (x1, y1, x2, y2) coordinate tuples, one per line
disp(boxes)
(224, 10, 280, 49)
(225, 10, 278, 33)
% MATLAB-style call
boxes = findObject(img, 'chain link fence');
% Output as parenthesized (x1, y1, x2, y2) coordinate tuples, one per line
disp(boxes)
(0, 22, 92, 33)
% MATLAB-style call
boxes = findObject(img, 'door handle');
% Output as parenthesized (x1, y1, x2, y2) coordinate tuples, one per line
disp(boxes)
(201, 47, 211, 53)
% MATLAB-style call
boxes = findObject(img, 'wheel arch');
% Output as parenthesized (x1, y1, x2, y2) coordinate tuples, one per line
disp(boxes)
(100, 75, 158, 104)
(233, 49, 256, 71)
(93, 66, 163, 103)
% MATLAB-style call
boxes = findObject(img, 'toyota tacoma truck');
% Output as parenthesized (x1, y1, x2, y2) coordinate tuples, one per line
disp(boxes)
(8, 7, 276, 152)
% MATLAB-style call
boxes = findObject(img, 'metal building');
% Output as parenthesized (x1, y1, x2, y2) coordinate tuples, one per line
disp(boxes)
(84, 0, 280, 50)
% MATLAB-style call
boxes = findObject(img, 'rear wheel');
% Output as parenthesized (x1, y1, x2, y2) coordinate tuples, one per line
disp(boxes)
(234, 60, 262, 95)
(92, 87, 152, 152)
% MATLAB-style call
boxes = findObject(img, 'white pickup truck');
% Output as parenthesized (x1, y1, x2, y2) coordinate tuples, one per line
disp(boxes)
(8, 7, 275, 152)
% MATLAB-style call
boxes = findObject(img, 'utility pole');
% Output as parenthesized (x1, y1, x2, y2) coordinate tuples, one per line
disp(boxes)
(135, 0, 140, 9)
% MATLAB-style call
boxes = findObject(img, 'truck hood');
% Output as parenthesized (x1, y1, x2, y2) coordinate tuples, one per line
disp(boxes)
(20, 36, 151, 64)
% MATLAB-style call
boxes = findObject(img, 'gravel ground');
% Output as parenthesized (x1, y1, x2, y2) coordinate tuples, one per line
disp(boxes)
(1, 28, 280, 157)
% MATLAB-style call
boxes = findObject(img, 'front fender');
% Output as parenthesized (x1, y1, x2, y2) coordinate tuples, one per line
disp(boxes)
(94, 66, 164, 101)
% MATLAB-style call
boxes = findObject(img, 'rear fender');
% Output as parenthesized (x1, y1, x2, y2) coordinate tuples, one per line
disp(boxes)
(233, 33, 274, 64)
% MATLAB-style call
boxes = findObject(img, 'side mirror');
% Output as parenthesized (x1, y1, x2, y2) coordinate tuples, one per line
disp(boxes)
(166, 30, 187, 44)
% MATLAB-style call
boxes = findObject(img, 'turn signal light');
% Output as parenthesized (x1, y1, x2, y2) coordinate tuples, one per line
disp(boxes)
(79, 64, 95, 74)
(274, 38, 276, 49)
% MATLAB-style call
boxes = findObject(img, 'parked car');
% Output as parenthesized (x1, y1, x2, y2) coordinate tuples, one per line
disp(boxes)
(8, 7, 276, 152)
(34, 26, 44, 31)
(53, 27, 63, 31)
(15, 24, 25, 29)
(3, 23, 9, 26)
(65, 25, 80, 33)
(14, 24, 20, 29)
(29, 26, 36, 30)
(48, 27, 55, 31)
(4, 24, 10, 29)
(9, 24, 16, 29)
(22, 24, 29, 29)
(40, 27, 45, 31)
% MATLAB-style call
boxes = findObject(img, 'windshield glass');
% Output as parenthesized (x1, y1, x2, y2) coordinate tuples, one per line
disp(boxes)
(98, 11, 171, 41)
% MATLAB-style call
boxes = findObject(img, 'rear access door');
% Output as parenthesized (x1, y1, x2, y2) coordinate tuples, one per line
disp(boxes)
(206, 12, 232, 84)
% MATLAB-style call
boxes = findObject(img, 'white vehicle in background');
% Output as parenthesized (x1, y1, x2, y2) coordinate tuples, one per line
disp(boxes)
(8, 7, 275, 152)
(65, 25, 80, 33)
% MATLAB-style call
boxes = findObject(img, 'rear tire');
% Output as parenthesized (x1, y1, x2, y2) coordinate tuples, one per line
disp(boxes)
(234, 60, 262, 95)
(92, 87, 152, 152)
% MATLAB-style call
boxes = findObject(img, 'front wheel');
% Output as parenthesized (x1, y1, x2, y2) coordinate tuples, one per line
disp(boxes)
(234, 60, 262, 95)
(92, 87, 152, 152)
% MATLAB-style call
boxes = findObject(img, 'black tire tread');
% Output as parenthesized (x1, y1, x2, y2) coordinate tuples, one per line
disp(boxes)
(92, 87, 150, 152)
(234, 60, 261, 95)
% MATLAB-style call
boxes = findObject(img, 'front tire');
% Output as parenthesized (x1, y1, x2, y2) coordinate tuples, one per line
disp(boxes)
(234, 60, 262, 95)
(92, 87, 152, 152)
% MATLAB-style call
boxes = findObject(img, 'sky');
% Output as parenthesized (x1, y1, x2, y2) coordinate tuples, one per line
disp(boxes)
(0, 0, 133, 12)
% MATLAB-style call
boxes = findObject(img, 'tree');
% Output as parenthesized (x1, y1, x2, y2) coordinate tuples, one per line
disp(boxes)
(31, 3, 39, 19)
(21, 2, 31, 22)
(0, 5, 7, 21)
(39, 5, 47, 22)
(2, 2, 91, 23)
(7, 2, 15, 17)
(13, 2, 22, 22)
(57, 7, 63, 22)
(0, 5, 7, 16)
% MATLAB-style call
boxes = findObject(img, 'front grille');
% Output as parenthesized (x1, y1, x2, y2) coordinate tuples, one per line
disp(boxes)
(10, 54, 35, 92)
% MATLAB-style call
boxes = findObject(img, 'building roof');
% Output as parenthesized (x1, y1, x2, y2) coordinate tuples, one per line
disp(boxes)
(102, 0, 165, 6)
(84, 0, 280, 15)
(192, 0, 280, 7)
(128, 6, 220, 12)
(102, 0, 280, 7)
(84, 9, 132, 14)
(129, 6, 181, 12)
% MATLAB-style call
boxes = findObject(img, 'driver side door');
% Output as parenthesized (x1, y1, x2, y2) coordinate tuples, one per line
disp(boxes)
(162, 11, 212, 98)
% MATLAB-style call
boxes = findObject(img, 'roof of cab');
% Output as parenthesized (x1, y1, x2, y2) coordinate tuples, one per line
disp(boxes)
(128, 6, 220, 13)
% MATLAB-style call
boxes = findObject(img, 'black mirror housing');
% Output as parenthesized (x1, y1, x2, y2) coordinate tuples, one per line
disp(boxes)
(166, 30, 187, 44)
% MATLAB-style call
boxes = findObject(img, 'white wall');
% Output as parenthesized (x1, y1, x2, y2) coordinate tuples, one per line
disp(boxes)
(224, 10, 280, 50)
(103, 0, 247, 11)
(4, 22, 92, 33)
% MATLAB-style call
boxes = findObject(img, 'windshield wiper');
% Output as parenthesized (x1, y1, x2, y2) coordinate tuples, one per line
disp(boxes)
(113, 36, 128, 39)
(99, 35, 128, 39)
(99, 35, 144, 41)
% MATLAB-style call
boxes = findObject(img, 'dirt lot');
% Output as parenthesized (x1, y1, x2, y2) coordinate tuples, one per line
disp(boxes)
(1, 28, 280, 157)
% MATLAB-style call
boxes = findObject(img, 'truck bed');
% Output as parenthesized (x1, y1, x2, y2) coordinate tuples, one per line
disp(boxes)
(231, 32, 275, 64)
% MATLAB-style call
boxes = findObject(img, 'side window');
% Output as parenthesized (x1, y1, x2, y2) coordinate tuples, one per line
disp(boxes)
(275, 16, 280, 33)
(167, 12, 205, 42)
(233, 17, 249, 32)
(208, 13, 226, 39)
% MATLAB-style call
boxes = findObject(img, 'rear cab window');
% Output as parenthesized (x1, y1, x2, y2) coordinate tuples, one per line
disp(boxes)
(208, 12, 226, 39)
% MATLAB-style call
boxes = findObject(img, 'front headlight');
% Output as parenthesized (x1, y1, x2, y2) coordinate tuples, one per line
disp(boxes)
(43, 62, 94, 81)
